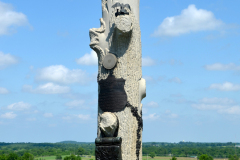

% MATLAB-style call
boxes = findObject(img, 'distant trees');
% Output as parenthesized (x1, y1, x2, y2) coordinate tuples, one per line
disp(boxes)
(21, 153, 34, 160)
(0, 142, 240, 158)
(64, 155, 81, 160)
(229, 155, 239, 160)
(77, 148, 84, 156)
(56, 155, 62, 160)
(198, 154, 213, 160)
(149, 152, 155, 158)
(6, 153, 18, 160)
(170, 156, 177, 160)
(0, 155, 6, 160)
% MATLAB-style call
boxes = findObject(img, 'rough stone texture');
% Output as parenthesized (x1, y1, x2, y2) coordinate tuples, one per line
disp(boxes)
(99, 112, 118, 137)
(89, 0, 146, 160)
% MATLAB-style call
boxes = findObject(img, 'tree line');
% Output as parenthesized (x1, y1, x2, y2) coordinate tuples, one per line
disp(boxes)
(0, 142, 239, 158)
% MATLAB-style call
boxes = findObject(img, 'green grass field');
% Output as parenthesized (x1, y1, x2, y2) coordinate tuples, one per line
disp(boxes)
(34, 155, 94, 160)
(35, 156, 228, 160)
(143, 157, 196, 160)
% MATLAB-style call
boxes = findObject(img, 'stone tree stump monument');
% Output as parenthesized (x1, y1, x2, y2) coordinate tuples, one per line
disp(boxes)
(89, 0, 146, 159)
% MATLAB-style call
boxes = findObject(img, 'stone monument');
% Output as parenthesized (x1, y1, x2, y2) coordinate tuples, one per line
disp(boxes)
(89, 0, 146, 159)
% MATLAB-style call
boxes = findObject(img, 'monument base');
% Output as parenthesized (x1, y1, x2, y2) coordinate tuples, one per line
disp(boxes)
(95, 137, 122, 160)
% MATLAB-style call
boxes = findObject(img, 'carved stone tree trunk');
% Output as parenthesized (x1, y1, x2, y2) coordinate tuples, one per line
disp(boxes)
(89, 0, 146, 160)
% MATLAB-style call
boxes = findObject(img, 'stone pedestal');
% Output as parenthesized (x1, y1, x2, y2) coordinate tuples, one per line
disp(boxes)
(95, 137, 122, 160)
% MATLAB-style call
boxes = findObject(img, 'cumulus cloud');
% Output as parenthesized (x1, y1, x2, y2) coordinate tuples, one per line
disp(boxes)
(192, 97, 240, 115)
(142, 57, 156, 66)
(62, 116, 71, 120)
(76, 50, 98, 66)
(26, 118, 36, 121)
(169, 59, 183, 66)
(165, 110, 178, 118)
(145, 101, 159, 108)
(0, 112, 16, 119)
(199, 97, 235, 104)
(143, 76, 154, 83)
(43, 113, 53, 118)
(204, 63, 240, 71)
(65, 100, 85, 107)
(36, 65, 91, 84)
(78, 114, 90, 120)
(0, 51, 18, 69)
(153, 4, 224, 37)
(192, 104, 226, 110)
(209, 82, 240, 91)
(168, 77, 182, 83)
(22, 83, 70, 94)
(0, 87, 9, 94)
(218, 106, 240, 115)
(0, 1, 29, 35)
(5, 102, 31, 111)
(143, 113, 160, 120)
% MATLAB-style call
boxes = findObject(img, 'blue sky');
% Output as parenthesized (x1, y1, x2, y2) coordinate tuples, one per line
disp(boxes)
(0, 0, 240, 143)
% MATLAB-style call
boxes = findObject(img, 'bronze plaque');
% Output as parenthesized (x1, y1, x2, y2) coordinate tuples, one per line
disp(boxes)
(99, 75, 127, 112)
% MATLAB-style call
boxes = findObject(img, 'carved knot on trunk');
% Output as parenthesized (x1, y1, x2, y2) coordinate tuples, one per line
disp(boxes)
(115, 15, 132, 33)
(99, 112, 118, 137)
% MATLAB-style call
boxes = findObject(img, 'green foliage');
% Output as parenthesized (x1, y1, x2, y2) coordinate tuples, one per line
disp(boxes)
(21, 152, 34, 160)
(0, 142, 239, 158)
(199, 154, 213, 160)
(170, 156, 177, 160)
(77, 148, 84, 155)
(55, 155, 62, 160)
(0, 154, 6, 160)
(149, 152, 155, 158)
(63, 155, 81, 160)
(6, 153, 18, 160)
(229, 155, 239, 160)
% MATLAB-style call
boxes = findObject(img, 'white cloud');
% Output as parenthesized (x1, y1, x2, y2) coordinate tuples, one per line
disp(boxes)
(0, 1, 28, 35)
(36, 65, 91, 84)
(169, 59, 183, 66)
(165, 110, 178, 118)
(169, 113, 178, 118)
(199, 97, 235, 105)
(65, 100, 86, 109)
(0, 51, 18, 69)
(0, 87, 9, 94)
(142, 57, 156, 66)
(145, 101, 159, 108)
(76, 50, 98, 66)
(22, 83, 70, 94)
(6, 102, 31, 111)
(192, 104, 226, 110)
(62, 116, 71, 120)
(218, 106, 240, 115)
(153, 4, 224, 37)
(168, 77, 182, 83)
(143, 113, 160, 120)
(0, 112, 16, 119)
(209, 82, 240, 91)
(26, 118, 36, 121)
(170, 94, 183, 97)
(192, 97, 240, 115)
(43, 113, 53, 118)
(143, 76, 154, 82)
(204, 63, 240, 71)
(78, 114, 90, 120)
